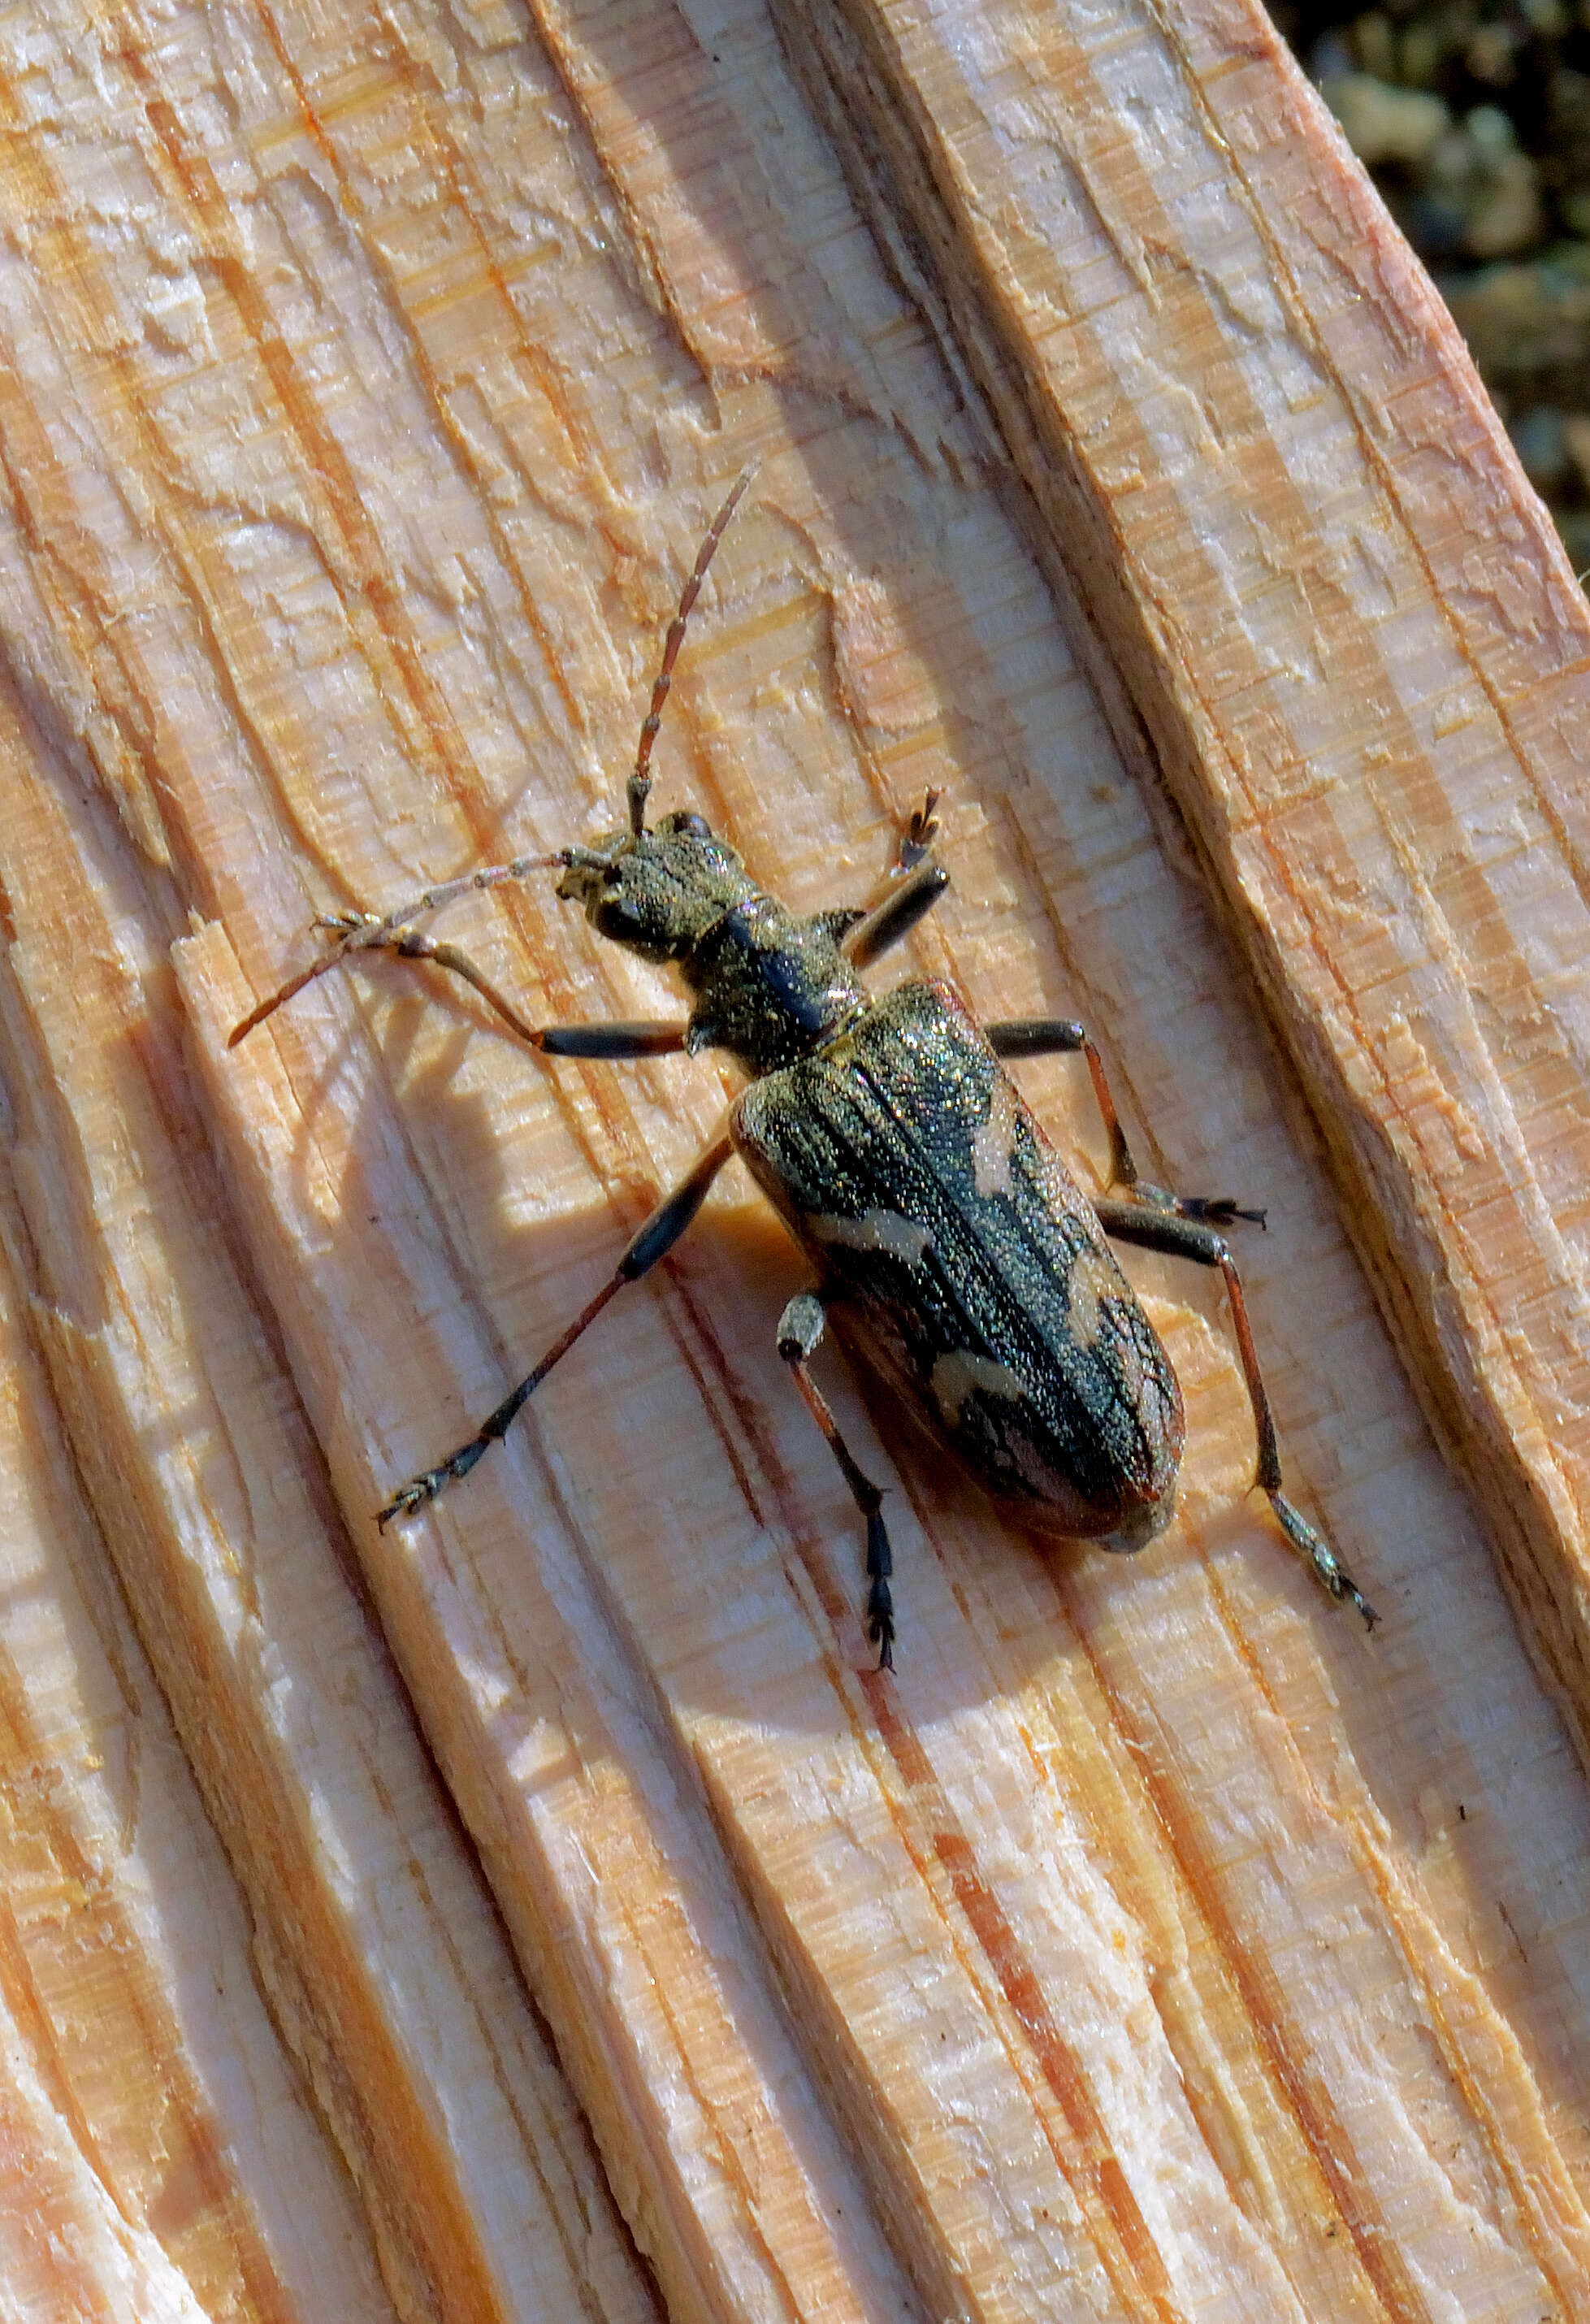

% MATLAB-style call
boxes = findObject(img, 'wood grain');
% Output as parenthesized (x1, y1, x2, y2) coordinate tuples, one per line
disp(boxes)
(778, 0, 1590, 1749)
(0, 0, 1586, 2319)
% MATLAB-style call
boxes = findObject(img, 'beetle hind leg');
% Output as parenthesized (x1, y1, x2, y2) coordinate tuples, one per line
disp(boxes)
(1093, 1199, 1376, 1628)
(1267, 1490, 1374, 1627)
(776, 1291, 896, 1668)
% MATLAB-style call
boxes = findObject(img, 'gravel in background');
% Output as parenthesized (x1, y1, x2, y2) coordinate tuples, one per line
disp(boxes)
(1276, 0, 1590, 576)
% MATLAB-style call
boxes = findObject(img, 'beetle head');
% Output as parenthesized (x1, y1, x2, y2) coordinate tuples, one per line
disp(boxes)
(556, 809, 756, 961)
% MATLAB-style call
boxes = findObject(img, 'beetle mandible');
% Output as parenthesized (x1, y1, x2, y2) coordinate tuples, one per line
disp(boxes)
(232, 473, 1375, 1664)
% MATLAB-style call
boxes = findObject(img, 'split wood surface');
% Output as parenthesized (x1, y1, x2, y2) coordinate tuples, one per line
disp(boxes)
(0, 0, 1586, 2320)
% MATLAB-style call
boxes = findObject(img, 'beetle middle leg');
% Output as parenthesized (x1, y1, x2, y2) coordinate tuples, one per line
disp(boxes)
(1093, 1198, 1376, 1627)
(776, 1290, 896, 1668)
(378, 1129, 733, 1524)
(987, 1017, 1266, 1228)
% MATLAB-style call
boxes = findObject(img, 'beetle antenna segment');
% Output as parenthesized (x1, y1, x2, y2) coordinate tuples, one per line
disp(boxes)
(627, 466, 755, 839)
(347, 856, 570, 933)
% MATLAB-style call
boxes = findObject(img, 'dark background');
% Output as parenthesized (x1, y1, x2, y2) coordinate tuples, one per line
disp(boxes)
(1279, 0, 1590, 572)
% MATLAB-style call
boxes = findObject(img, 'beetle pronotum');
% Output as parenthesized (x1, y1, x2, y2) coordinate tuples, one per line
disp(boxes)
(233, 474, 1374, 1664)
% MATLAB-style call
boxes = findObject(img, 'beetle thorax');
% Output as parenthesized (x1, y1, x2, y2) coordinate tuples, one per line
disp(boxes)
(682, 893, 868, 1073)
(556, 810, 868, 1075)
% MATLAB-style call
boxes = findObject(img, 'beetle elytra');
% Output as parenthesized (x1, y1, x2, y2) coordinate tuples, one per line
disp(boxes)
(232, 474, 1375, 1664)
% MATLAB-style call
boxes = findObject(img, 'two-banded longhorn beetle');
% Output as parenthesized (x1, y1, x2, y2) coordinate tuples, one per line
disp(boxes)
(232, 472, 1375, 1665)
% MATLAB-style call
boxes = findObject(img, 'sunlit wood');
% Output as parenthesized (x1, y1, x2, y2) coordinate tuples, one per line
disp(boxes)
(0, 0, 1586, 2317)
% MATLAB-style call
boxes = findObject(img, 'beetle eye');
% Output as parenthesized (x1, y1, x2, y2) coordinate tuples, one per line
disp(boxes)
(662, 809, 712, 838)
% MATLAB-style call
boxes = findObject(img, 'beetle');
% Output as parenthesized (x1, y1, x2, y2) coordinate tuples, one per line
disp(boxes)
(232, 472, 1375, 1665)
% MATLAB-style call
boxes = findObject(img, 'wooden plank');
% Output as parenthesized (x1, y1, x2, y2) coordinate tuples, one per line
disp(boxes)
(0, 0, 1586, 2318)
(776, 0, 1590, 1755)
(0, 456, 661, 2324)
(0, 1171, 402, 2324)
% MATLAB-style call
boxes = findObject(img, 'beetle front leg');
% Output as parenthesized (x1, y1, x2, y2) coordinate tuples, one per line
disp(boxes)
(987, 1018, 1265, 1227)
(824, 794, 949, 969)
(840, 854, 951, 971)
(776, 1290, 896, 1668)
(228, 852, 577, 1043)
(361, 925, 689, 1058)
(232, 917, 687, 1058)
(1094, 1199, 1376, 1627)
(895, 788, 942, 869)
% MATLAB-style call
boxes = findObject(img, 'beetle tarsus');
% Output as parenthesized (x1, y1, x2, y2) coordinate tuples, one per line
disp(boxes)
(1094, 1194, 1370, 1627)
(378, 1468, 445, 1529)
(1172, 1193, 1267, 1229)
(1124, 1181, 1267, 1230)
(897, 789, 942, 869)
(231, 855, 568, 1047)
(984, 1024, 1270, 1229)
(1270, 1489, 1377, 1628)
(865, 1511, 895, 1669)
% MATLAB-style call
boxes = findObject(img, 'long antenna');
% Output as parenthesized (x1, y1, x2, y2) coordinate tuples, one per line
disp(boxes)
(627, 466, 754, 838)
